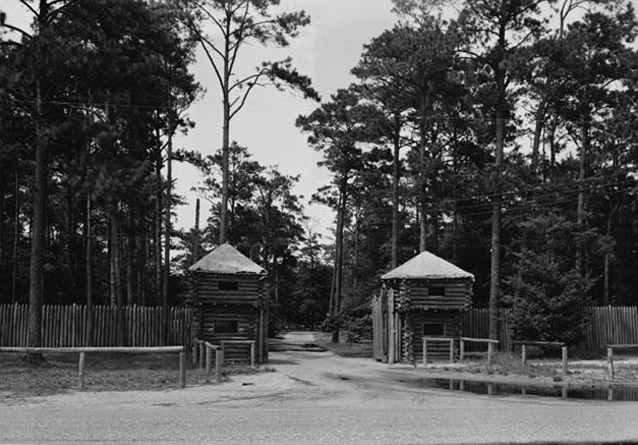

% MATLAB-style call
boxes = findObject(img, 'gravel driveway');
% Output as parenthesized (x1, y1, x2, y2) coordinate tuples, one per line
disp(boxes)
(1, 335, 637, 444)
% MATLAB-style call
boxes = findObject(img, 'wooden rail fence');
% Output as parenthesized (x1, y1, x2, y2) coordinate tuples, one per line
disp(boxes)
(0, 346, 186, 390)
(462, 306, 638, 351)
(0, 304, 192, 348)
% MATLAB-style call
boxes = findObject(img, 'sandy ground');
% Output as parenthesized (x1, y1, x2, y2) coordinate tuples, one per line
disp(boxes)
(1, 333, 638, 444)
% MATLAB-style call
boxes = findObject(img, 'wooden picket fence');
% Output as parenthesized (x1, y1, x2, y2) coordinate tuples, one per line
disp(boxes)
(2, 303, 637, 352)
(462, 306, 638, 351)
(0, 304, 192, 348)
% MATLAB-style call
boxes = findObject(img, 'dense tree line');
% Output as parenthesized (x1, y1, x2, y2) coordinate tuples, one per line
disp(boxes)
(298, 0, 638, 344)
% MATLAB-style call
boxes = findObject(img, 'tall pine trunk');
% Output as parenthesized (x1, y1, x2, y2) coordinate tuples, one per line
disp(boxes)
(11, 167, 19, 304)
(126, 211, 135, 306)
(85, 193, 93, 346)
(391, 117, 401, 269)
(162, 109, 174, 346)
(110, 212, 126, 346)
(576, 119, 590, 274)
(27, 82, 46, 363)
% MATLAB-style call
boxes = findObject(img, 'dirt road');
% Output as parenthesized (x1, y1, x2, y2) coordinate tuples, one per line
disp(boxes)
(1, 334, 637, 444)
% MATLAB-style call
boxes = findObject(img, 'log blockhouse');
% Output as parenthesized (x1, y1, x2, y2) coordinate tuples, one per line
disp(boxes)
(373, 251, 474, 364)
(188, 244, 268, 363)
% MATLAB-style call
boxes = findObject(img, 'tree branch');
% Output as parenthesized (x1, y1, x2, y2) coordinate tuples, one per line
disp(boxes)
(1, 22, 32, 39)
(17, 0, 38, 18)
(196, 35, 224, 90)
(229, 70, 268, 120)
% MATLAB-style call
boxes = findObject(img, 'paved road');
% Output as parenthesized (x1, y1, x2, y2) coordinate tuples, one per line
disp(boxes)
(1, 335, 638, 444)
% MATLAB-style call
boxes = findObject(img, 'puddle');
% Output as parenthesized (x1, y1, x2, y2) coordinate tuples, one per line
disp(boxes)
(419, 378, 638, 402)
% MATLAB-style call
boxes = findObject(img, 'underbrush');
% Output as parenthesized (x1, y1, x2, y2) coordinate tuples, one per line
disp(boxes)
(0, 352, 269, 399)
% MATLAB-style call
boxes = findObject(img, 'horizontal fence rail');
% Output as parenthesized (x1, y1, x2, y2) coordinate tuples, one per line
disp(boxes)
(0, 304, 192, 348)
(462, 306, 638, 351)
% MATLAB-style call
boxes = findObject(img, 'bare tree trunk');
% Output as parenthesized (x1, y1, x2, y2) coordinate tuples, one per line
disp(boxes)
(604, 200, 619, 306)
(109, 221, 116, 307)
(85, 187, 93, 346)
(111, 212, 126, 346)
(136, 212, 146, 306)
(27, 81, 46, 363)
(0, 175, 4, 272)
(530, 100, 546, 176)
(162, 109, 174, 346)
(489, 110, 504, 341)
(219, 24, 231, 245)
(576, 120, 590, 274)
(155, 155, 162, 306)
(126, 211, 134, 306)
(11, 167, 19, 304)
(391, 122, 400, 269)
(193, 198, 200, 264)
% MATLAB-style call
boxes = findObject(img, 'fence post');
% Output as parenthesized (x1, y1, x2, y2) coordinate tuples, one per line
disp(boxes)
(199, 342, 205, 369)
(215, 348, 223, 383)
(562, 346, 568, 374)
(179, 351, 186, 389)
(423, 338, 428, 366)
(250, 341, 255, 367)
(205, 346, 212, 382)
(487, 342, 493, 366)
(607, 347, 614, 379)
(192, 340, 198, 365)
(521, 344, 527, 366)
(449, 338, 454, 363)
(78, 351, 86, 390)
(460, 339, 465, 361)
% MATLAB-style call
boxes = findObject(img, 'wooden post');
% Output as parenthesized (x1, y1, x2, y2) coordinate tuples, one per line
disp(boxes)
(78, 351, 86, 390)
(487, 342, 493, 366)
(460, 339, 465, 361)
(179, 351, 186, 389)
(607, 347, 614, 379)
(561, 385, 567, 399)
(250, 341, 255, 367)
(199, 342, 205, 369)
(215, 348, 223, 383)
(521, 344, 526, 366)
(192, 340, 198, 365)
(388, 291, 395, 365)
(449, 338, 454, 363)
(205, 346, 212, 382)
(561, 346, 568, 374)
(423, 338, 428, 366)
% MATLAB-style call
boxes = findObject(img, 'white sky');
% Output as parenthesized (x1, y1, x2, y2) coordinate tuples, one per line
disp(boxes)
(173, 0, 397, 238)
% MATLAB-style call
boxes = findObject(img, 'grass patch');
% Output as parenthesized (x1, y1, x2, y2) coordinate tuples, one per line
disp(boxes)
(0, 352, 269, 400)
(315, 339, 373, 358)
(462, 352, 565, 380)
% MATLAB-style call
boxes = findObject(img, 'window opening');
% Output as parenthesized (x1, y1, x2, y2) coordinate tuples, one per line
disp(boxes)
(214, 320, 239, 334)
(423, 323, 445, 336)
(428, 286, 445, 296)
(218, 281, 239, 291)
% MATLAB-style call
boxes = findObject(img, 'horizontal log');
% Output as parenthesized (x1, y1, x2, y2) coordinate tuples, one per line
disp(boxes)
(422, 337, 454, 342)
(511, 340, 564, 347)
(221, 340, 255, 345)
(0, 346, 184, 353)
(460, 337, 500, 344)
(608, 344, 638, 349)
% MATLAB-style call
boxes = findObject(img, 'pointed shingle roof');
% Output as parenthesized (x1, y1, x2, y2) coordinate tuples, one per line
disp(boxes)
(189, 243, 265, 275)
(381, 250, 474, 281)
